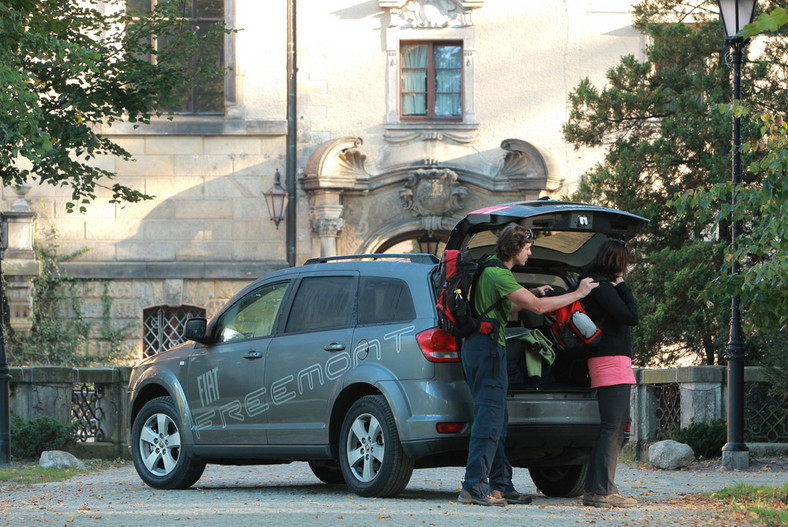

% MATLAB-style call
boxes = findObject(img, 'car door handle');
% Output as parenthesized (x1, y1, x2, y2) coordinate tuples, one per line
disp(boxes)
(243, 350, 263, 360)
(323, 343, 346, 352)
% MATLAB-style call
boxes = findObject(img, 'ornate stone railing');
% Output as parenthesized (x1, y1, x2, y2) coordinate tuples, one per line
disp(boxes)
(6, 365, 786, 460)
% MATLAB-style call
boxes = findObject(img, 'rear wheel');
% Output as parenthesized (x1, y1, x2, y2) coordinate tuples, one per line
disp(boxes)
(308, 459, 346, 484)
(528, 462, 588, 497)
(338, 395, 414, 497)
(131, 396, 206, 489)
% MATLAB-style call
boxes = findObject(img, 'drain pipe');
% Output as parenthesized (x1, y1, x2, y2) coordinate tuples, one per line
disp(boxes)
(286, 0, 297, 267)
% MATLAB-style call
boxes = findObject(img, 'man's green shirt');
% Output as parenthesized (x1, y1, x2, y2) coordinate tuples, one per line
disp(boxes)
(472, 256, 521, 345)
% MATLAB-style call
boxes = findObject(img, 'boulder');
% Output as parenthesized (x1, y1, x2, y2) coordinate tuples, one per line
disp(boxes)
(39, 450, 86, 470)
(649, 440, 695, 470)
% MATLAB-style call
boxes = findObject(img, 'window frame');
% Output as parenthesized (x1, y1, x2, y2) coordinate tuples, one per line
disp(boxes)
(399, 40, 463, 122)
(143, 305, 207, 356)
(126, 0, 230, 116)
(213, 281, 290, 343)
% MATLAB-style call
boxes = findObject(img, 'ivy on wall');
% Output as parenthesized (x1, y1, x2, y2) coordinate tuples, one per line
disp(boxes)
(3, 240, 135, 367)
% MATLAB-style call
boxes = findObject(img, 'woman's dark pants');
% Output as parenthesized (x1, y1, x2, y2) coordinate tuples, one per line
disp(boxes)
(585, 383, 631, 495)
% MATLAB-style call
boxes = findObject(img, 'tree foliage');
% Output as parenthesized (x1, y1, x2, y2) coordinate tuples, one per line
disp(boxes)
(563, 0, 788, 365)
(0, 0, 229, 212)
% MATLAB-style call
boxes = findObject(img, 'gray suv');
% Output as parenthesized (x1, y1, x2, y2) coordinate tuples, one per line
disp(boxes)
(127, 199, 647, 498)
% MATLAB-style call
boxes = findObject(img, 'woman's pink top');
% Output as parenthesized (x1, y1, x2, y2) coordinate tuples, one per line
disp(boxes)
(588, 355, 636, 388)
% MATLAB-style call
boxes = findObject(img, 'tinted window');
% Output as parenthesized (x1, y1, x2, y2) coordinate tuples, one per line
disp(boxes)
(214, 282, 288, 342)
(357, 277, 416, 325)
(285, 276, 355, 333)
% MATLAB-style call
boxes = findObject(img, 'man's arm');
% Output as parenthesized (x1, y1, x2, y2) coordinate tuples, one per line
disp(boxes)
(507, 277, 598, 315)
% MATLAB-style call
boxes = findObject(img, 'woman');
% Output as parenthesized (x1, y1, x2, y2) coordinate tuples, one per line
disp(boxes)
(458, 223, 599, 507)
(581, 238, 639, 508)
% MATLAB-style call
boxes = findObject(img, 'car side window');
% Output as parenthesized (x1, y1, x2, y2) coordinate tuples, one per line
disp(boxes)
(214, 282, 289, 343)
(285, 276, 354, 333)
(357, 277, 416, 325)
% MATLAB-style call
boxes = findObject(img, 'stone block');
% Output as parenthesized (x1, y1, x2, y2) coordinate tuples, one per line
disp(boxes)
(232, 201, 265, 221)
(174, 200, 233, 220)
(175, 241, 235, 260)
(111, 299, 142, 319)
(143, 220, 206, 241)
(145, 176, 205, 201)
(175, 155, 234, 177)
(115, 198, 175, 220)
(202, 220, 234, 241)
(86, 219, 143, 241)
(116, 242, 175, 261)
(146, 136, 204, 156)
(109, 136, 146, 155)
(116, 155, 175, 177)
(204, 136, 262, 155)
(108, 280, 134, 299)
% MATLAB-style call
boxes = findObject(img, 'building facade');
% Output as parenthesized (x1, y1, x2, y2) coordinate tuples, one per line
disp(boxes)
(1, 0, 645, 360)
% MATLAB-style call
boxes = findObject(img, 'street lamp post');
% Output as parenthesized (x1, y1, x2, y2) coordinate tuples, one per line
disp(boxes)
(717, 0, 758, 471)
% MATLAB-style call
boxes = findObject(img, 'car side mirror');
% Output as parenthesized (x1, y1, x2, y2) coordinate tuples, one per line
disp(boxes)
(183, 317, 209, 343)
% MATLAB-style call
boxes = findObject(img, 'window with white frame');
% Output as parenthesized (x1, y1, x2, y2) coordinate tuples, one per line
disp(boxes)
(401, 41, 463, 121)
(143, 305, 206, 356)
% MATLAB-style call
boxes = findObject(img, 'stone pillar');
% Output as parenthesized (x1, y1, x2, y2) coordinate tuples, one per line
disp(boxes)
(2, 183, 41, 332)
(310, 192, 344, 258)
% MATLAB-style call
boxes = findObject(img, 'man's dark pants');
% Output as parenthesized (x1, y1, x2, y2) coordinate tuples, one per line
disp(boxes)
(461, 331, 514, 498)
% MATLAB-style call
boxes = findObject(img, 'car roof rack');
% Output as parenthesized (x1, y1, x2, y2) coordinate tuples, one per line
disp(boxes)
(304, 254, 439, 265)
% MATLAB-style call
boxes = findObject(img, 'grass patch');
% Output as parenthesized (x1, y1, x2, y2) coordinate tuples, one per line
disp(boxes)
(0, 459, 129, 487)
(711, 483, 788, 527)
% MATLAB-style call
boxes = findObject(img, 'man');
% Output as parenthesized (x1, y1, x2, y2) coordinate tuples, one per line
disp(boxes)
(458, 223, 599, 507)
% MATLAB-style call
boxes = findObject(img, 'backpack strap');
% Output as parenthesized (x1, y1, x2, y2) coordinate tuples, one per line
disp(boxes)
(471, 256, 510, 376)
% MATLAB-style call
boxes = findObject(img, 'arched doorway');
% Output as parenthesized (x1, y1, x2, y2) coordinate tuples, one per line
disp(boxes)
(376, 229, 449, 258)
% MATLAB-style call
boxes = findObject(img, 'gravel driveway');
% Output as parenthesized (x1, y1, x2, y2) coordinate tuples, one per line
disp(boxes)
(1, 456, 785, 526)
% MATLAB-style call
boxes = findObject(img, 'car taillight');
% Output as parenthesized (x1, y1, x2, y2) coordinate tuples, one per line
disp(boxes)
(417, 327, 460, 362)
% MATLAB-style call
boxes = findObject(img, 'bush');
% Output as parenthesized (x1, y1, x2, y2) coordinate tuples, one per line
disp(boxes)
(668, 419, 727, 460)
(10, 413, 78, 460)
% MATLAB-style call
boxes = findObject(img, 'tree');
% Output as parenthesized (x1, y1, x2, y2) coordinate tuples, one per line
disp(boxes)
(0, 0, 228, 212)
(562, 0, 788, 366)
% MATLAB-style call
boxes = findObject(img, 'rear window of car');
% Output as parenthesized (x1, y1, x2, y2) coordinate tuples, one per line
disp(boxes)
(357, 276, 415, 325)
(285, 276, 355, 333)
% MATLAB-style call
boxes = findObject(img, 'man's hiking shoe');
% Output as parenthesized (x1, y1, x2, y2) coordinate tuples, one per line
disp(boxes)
(582, 492, 595, 506)
(458, 489, 507, 507)
(592, 493, 637, 508)
(492, 489, 532, 504)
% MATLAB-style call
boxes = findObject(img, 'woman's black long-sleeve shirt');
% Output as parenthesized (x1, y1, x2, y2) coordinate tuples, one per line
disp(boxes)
(582, 275, 639, 359)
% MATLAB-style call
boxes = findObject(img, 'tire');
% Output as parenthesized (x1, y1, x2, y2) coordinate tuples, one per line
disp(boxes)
(338, 395, 414, 497)
(131, 396, 206, 489)
(308, 459, 346, 485)
(528, 462, 589, 497)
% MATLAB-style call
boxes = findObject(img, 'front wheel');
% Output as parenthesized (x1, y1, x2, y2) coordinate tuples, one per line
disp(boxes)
(338, 395, 414, 497)
(131, 396, 206, 489)
(528, 462, 588, 497)
(308, 459, 346, 485)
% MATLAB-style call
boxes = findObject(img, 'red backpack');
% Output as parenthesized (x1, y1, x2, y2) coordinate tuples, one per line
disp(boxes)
(548, 300, 601, 351)
(435, 248, 507, 339)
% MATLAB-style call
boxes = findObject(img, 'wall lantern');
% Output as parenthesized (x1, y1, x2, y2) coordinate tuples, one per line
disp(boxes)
(418, 233, 440, 256)
(263, 168, 289, 230)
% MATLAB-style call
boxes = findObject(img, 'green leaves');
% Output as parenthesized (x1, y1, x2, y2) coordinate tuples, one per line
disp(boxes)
(0, 0, 230, 211)
(564, 0, 788, 365)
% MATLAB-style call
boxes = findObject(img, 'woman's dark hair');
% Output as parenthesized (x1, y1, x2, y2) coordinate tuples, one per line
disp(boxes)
(496, 224, 534, 262)
(590, 239, 630, 279)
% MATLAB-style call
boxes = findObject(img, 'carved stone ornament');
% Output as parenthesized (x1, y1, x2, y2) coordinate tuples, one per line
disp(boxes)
(399, 168, 468, 218)
(499, 138, 550, 191)
(381, 0, 483, 29)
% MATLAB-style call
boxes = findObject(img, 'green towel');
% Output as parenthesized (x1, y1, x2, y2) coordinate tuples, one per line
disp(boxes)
(517, 329, 555, 377)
